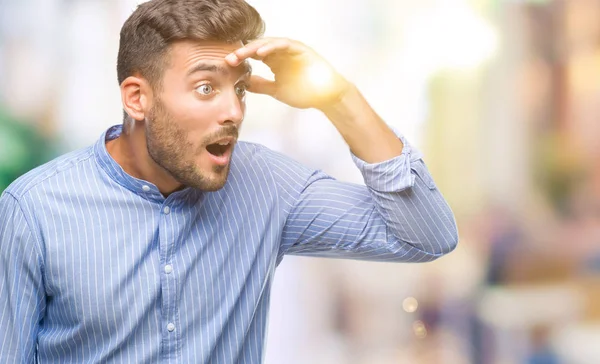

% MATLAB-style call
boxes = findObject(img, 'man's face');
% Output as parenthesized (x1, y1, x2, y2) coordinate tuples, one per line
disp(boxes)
(145, 40, 250, 191)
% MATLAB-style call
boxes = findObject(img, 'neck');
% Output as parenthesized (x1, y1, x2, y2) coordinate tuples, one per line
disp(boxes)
(106, 121, 184, 196)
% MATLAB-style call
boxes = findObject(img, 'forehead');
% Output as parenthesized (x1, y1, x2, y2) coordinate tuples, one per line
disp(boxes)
(168, 40, 246, 74)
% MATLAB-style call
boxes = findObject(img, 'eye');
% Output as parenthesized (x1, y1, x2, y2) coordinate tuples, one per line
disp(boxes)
(235, 83, 248, 97)
(196, 84, 213, 95)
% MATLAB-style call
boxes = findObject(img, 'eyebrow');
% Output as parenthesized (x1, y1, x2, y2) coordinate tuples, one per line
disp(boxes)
(187, 61, 252, 78)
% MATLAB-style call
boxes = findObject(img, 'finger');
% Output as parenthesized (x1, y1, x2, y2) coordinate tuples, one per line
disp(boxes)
(254, 42, 308, 72)
(255, 39, 290, 58)
(248, 75, 277, 96)
(225, 38, 306, 66)
(225, 39, 270, 66)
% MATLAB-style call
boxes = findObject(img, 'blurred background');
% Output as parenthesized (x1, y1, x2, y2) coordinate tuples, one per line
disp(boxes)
(1, 0, 599, 363)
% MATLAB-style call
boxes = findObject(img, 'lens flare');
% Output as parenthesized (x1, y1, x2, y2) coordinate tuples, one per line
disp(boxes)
(413, 320, 428, 339)
(306, 61, 335, 90)
(403, 297, 419, 313)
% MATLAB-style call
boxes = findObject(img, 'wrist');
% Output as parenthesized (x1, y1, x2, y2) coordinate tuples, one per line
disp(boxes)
(318, 81, 359, 121)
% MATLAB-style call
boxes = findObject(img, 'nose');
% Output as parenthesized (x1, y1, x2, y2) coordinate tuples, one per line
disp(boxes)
(219, 90, 244, 125)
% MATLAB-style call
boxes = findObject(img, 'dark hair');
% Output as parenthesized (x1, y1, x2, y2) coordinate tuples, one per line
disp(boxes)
(117, 0, 265, 90)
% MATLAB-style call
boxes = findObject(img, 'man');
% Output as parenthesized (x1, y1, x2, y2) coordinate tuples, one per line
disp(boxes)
(0, 0, 458, 362)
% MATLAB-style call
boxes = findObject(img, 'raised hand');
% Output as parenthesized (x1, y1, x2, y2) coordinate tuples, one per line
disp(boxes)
(225, 37, 350, 110)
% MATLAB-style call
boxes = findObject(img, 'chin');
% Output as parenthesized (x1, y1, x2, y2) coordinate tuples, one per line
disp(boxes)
(200, 183, 227, 192)
(201, 176, 228, 191)
(182, 165, 230, 192)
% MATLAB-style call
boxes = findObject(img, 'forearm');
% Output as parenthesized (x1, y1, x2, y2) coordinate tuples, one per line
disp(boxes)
(320, 84, 404, 164)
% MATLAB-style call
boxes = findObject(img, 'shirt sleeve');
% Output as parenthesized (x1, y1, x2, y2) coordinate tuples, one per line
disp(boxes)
(276, 133, 458, 263)
(0, 191, 45, 363)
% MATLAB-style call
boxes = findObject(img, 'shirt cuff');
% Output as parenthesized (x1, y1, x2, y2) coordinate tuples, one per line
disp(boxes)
(350, 130, 423, 192)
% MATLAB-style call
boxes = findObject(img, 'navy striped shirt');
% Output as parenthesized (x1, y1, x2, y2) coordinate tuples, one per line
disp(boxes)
(0, 125, 457, 363)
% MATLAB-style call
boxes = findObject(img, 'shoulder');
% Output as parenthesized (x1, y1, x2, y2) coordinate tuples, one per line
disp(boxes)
(230, 141, 330, 201)
(3, 146, 94, 200)
(233, 141, 316, 179)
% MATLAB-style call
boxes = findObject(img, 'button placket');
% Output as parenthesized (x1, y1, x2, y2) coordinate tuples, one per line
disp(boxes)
(159, 201, 178, 355)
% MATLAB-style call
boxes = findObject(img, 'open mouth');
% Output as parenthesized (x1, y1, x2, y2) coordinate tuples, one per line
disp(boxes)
(205, 138, 234, 157)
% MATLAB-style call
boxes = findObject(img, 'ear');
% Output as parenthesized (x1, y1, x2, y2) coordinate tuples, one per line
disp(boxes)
(120, 76, 152, 121)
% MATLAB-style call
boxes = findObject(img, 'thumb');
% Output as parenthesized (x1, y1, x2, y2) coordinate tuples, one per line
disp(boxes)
(248, 75, 277, 96)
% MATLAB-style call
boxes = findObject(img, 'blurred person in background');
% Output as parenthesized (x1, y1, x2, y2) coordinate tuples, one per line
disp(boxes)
(0, 0, 458, 362)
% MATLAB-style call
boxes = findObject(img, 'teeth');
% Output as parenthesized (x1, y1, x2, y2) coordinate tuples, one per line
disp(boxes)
(217, 141, 229, 146)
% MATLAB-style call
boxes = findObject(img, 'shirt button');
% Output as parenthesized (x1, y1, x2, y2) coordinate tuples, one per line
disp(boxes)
(142, 185, 150, 192)
(167, 323, 176, 332)
(163, 206, 170, 215)
(164, 264, 173, 274)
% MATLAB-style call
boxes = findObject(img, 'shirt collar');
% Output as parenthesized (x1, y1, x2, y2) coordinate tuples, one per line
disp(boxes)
(93, 124, 202, 205)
